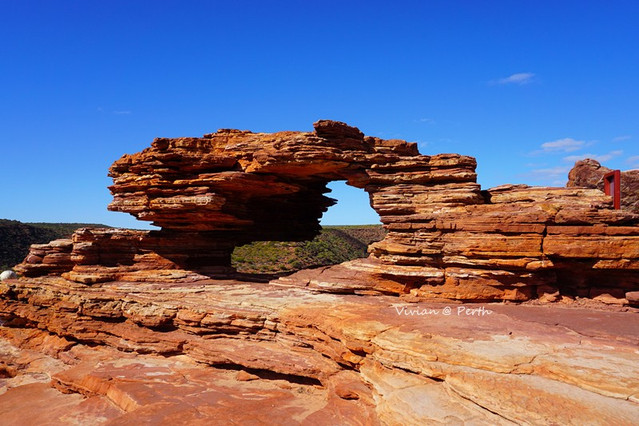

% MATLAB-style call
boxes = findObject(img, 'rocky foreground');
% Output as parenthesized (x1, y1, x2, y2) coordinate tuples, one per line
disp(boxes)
(1, 276, 638, 425)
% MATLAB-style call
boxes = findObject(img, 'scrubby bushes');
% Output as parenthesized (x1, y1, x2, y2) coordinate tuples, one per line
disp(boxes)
(231, 225, 385, 274)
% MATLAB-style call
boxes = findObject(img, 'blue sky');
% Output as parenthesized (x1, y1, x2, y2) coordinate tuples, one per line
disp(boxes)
(1, 0, 637, 228)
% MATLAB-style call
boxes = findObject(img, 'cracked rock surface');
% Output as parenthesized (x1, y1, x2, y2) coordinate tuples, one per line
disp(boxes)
(1, 277, 638, 424)
(3, 120, 639, 423)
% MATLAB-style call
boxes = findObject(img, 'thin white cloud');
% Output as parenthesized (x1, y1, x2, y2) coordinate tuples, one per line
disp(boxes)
(113, 110, 132, 115)
(524, 165, 571, 181)
(627, 155, 639, 168)
(540, 138, 585, 153)
(493, 72, 535, 85)
(415, 117, 435, 124)
(528, 166, 571, 176)
(563, 150, 623, 164)
(613, 135, 631, 142)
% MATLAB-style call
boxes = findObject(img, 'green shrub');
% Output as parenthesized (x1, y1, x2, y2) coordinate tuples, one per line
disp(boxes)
(231, 225, 386, 274)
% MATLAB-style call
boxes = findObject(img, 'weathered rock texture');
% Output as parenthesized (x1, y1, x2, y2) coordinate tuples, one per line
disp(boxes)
(568, 158, 639, 213)
(4, 121, 639, 423)
(1, 277, 638, 424)
(15, 228, 236, 284)
(15, 120, 639, 303)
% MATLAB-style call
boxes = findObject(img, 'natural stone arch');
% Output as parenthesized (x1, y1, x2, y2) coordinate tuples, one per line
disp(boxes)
(106, 120, 478, 270)
(108, 120, 423, 233)
(15, 120, 639, 303)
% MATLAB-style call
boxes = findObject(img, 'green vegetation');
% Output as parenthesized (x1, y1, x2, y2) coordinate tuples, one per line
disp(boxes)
(0, 219, 108, 270)
(1, 219, 385, 275)
(232, 225, 386, 274)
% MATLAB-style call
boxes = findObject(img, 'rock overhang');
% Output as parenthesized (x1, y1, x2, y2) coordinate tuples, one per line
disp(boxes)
(13, 119, 639, 304)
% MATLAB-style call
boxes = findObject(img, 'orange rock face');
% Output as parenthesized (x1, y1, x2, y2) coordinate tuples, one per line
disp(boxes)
(568, 158, 639, 213)
(4, 121, 639, 422)
(107, 121, 420, 236)
(15, 120, 639, 303)
(1, 278, 638, 423)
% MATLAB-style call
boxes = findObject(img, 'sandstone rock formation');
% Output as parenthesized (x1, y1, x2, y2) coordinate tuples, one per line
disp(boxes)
(16, 228, 236, 284)
(4, 120, 639, 423)
(14, 238, 74, 277)
(16, 120, 639, 304)
(568, 158, 639, 213)
(1, 278, 638, 424)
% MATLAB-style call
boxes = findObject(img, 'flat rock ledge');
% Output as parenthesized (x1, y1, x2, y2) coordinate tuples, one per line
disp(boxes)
(1, 277, 638, 424)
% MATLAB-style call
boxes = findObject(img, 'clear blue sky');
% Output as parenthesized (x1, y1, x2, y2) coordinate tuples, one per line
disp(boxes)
(2, 0, 637, 228)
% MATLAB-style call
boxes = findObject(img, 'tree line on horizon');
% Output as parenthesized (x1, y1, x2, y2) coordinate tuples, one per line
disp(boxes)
(1, 220, 385, 274)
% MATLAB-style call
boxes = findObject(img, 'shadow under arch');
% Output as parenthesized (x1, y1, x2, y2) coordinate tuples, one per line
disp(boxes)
(229, 180, 386, 281)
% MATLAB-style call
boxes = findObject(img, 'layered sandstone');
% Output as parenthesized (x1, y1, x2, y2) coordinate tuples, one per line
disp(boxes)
(4, 120, 639, 423)
(567, 158, 639, 213)
(335, 183, 639, 303)
(107, 120, 422, 237)
(17, 120, 639, 303)
(1, 277, 638, 424)
(13, 238, 74, 277)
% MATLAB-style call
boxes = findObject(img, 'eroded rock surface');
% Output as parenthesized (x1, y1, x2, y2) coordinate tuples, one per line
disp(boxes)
(567, 158, 639, 213)
(4, 120, 639, 423)
(14, 120, 639, 303)
(1, 277, 638, 424)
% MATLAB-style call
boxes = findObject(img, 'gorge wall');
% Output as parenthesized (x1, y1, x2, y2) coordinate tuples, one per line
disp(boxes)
(15, 120, 639, 303)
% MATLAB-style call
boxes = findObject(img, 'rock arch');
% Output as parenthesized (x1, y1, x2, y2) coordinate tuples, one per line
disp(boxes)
(16, 120, 639, 302)
(104, 120, 483, 278)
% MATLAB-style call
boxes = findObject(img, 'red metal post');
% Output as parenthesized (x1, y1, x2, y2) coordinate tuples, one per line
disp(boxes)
(603, 170, 621, 209)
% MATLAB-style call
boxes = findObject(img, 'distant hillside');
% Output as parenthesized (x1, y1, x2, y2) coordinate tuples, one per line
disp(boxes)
(1, 221, 386, 275)
(232, 225, 386, 274)
(0, 220, 108, 270)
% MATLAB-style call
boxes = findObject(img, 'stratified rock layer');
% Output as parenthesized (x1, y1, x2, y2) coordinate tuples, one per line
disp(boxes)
(1, 277, 638, 424)
(15, 120, 639, 302)
(568, 158, 639, 213)
(15, 228, 236, 284)
(107, 120, 422, 237)
(4, 121, 639, 423)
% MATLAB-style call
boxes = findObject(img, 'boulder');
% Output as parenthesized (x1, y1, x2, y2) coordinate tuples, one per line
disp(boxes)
(567, 158, 639, 213)
(0, 270, 17, 281)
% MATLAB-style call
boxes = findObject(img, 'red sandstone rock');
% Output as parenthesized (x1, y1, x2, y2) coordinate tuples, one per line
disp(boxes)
(14, 238, 73, 277)
(13, 121, 639, 304)
(568, 158, 639, 213)
(1, 278, 639, 423)
(4, 121, 639, 423)
(15, 228, 236, 284)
